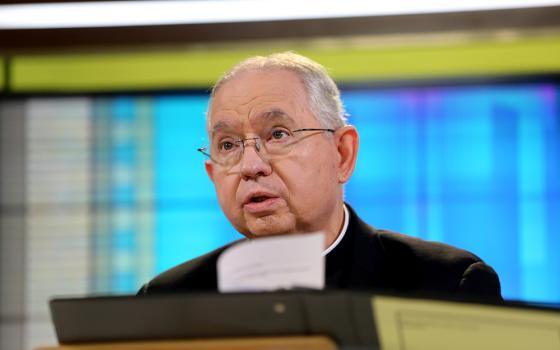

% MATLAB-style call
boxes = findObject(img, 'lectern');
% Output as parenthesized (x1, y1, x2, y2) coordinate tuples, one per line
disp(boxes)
(41, 291, 560, 350)
(35, 335, 337, 350)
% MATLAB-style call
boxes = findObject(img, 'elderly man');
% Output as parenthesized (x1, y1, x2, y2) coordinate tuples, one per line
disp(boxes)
(139, 52, 501, 299)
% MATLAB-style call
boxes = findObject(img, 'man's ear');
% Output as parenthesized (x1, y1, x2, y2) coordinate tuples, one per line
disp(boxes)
(335, 125, 359, 184)
(204, 160, 215, 183)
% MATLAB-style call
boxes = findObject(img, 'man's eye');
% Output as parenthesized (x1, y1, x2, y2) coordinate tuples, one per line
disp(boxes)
(270, 129, 290, 140)
(219, 141, 236, 152)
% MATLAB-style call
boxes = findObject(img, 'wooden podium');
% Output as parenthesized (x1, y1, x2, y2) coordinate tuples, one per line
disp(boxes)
(36, 335, 338, 350)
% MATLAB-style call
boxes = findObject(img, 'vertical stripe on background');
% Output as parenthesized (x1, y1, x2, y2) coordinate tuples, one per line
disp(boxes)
(544, 86, 560, 303)
(518, 87, 549, 302)
(91, 98, 112, 293)
(92, 96, 156, 294)
(424, 91, 444, 243)
(134, 97, 155, 288)
(0, 101, 27, 350)
(24, 98, 91, 350)
(110, 97, 137, 293)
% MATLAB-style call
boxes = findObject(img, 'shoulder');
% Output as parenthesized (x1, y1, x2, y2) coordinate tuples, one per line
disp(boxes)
(346, 206, 481, 268)
(375, 229, 481, 267)
(138, 239, 244, 295)
(345, 206, 501, 298)
(374, 230, 501, 298)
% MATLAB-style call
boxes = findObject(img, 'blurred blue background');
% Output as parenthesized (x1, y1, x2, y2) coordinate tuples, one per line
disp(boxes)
(91, 81, 559, 303)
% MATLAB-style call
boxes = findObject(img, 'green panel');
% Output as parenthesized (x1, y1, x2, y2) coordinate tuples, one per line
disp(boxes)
(13, 51, 252, 91)
(11, 34, 560, 92)
(0, 57, 5, 92)
(307, 36, 560, 81)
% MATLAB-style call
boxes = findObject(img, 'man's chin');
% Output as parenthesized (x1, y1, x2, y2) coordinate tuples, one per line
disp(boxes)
(245, 216, 295, 238)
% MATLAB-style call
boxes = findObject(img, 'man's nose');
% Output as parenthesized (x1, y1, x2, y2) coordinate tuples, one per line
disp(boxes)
(238, 140, 272, 180)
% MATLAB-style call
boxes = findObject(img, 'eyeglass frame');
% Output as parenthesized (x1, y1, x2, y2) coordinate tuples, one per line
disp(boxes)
(197, 128, 335, 167)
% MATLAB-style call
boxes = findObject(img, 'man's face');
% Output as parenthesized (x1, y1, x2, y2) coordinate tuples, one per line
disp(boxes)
(205, 69, 345, 239)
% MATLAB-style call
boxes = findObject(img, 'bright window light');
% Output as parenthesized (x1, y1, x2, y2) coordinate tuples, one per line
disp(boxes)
(0, 0, 559, 29)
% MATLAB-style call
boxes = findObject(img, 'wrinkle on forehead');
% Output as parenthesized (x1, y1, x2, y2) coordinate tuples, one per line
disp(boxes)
(208, 70, 312, 135)
(211, 108, 296, 138)
(250, 108, 295, 126)
(210, 94, 291, 122)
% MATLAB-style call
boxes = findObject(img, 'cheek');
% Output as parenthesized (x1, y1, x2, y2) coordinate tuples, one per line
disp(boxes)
(301, 141, 338, 179)
(214, 177, 239, 210)
(280, 144, 338, 198)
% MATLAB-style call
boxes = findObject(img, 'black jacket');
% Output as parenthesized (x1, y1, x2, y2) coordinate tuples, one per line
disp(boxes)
(139, 205, 501, 299)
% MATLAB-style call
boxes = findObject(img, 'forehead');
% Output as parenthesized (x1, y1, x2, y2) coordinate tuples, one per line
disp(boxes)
(208, 69, 316, 133)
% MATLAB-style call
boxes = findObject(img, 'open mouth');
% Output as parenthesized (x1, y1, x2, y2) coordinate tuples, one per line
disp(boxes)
(250, 196, 270, 203)
(243, 193, 279, 213)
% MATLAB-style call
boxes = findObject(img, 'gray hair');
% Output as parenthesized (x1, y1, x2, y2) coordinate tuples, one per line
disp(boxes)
(207, 51, 347, 130)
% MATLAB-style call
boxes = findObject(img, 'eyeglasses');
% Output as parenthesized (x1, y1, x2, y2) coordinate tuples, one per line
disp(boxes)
(198, 128, 335, 168)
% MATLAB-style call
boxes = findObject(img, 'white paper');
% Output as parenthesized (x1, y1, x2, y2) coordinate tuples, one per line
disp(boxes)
(217, 232, 325, 293)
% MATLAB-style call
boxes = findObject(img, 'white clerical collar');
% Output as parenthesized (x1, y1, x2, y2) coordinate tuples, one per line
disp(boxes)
(322, 204, 349, 256)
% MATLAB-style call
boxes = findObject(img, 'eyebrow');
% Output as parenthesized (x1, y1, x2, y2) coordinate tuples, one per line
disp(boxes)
(211, 120, 236, 137)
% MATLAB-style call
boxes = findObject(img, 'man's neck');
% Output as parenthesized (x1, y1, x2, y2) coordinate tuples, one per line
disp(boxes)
(323, 204, 349, 256)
